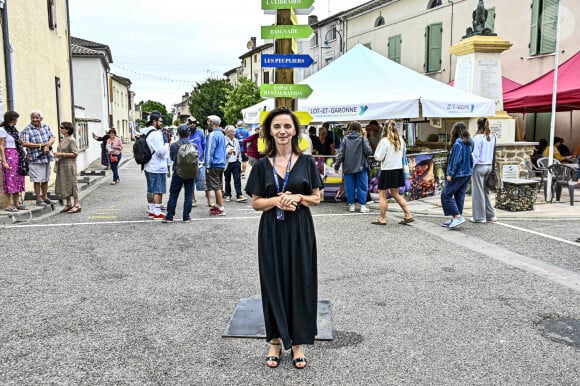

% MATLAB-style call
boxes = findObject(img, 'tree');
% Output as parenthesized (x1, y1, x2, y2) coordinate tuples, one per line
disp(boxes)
(223, 77, 262, 126)
(138, 100, 169, 122)
(189, 78, 233, 129)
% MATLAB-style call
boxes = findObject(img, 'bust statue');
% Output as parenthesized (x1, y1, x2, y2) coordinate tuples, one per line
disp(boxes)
(463, 0, 497, 39)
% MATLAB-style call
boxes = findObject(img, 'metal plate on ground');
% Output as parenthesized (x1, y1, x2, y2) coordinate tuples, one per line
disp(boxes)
(222, 297, 333, 340)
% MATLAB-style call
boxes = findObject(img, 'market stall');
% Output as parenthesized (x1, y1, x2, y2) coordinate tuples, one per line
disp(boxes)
(314, 151, 447, 203)
(242, 44, 495, 124)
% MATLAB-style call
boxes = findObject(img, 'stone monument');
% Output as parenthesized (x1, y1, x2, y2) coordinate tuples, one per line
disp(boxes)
(449, 0, 535, 178)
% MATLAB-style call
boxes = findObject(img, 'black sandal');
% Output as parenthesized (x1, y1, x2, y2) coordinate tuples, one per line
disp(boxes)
(265, 342, 282, 368)
(291, 348, 307, 369)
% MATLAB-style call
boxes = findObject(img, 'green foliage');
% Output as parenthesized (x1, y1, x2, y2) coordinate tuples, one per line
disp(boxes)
(138, 100, 169, 123)
(189, 78, 233, 129)
(223, 77, 262, 126)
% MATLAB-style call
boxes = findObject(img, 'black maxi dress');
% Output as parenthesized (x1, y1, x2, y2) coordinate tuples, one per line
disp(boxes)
(245, 155, 324, 350)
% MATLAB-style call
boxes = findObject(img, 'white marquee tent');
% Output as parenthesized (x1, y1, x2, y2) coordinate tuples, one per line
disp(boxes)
(242, 44, 495, 124)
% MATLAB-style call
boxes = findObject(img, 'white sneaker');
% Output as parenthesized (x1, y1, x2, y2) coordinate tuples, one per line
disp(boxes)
(360, 205, 370, 213)
(348, 204, 355, 212)
(448, 216, 466, 229)
(487, 217, 498, 222)
(469, 217, 486, 223)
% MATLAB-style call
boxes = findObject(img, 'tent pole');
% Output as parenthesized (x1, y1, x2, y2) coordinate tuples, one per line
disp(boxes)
(546, 1, 561, 202)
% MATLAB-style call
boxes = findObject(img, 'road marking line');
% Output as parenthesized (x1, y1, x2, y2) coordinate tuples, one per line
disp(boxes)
(412, 220, 580, 293)
(4, 212, 363, 229)
(496, 221, 580, 247)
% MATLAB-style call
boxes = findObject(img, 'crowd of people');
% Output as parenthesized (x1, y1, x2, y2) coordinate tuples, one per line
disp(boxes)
(0, 110, 82, 214)
(3, 106, 580, 370)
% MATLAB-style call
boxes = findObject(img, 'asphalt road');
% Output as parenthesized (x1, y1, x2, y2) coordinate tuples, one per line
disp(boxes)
(1, 159, 579, 384)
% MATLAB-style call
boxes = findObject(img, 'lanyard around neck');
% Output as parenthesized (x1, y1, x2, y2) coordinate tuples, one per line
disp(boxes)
(272, 155, 292, 194)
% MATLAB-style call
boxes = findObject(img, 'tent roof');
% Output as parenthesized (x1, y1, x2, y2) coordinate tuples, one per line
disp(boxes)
(243, 44, 495, 123)
(503, 51, 580, 113)
(449, 77, 521, 93)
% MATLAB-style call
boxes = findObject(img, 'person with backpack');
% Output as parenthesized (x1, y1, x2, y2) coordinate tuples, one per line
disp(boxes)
(138, 112, 168, 220)
(187, 117, 212, 208)
(162, 124, 198, 223)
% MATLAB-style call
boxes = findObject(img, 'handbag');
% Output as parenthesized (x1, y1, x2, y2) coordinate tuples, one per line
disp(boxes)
(110, 154, 118, 163)
(484, 137, 500, 191)
(402, 144, 410, 179)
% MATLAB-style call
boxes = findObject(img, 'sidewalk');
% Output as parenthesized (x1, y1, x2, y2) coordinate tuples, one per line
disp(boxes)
(0, 147, 134, 224)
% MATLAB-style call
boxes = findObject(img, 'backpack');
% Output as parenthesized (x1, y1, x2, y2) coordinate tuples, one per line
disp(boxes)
(176, 142, 199, 179)
(133, 130, 156, 168)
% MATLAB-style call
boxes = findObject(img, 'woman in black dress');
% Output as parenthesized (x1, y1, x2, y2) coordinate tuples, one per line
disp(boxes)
(245, 107, 323, 369)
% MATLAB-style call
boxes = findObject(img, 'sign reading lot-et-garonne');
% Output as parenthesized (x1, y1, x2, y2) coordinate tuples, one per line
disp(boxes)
(261, 25, 314, 40)
(260, 84, 313, 99)
(261, 0, 314, 10)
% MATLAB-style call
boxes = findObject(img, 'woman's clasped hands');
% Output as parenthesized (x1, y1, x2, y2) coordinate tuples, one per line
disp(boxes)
(277, 191, 301, 212)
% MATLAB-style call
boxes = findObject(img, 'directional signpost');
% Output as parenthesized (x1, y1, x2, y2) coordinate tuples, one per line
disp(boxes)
(261, 54, 315, 68)
(260, 0, 315, 110)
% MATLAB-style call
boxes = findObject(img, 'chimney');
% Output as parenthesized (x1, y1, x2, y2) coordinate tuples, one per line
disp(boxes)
(251, 37, 256, 47)
(308, 15, 318, 25)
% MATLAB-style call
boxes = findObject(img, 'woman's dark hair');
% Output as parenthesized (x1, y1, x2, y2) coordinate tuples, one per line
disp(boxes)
(262, 107, 302, 157)
(477, 117, 491, 141)
(60, 121, 75, 136)
(2, 111, 19, 126)
(108, 128, 117, 136)
(450, 121, 470, 146)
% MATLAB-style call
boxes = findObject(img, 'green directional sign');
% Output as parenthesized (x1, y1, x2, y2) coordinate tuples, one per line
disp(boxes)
(260, 84, 313, 99)
(261, 0, 314, 10)
(261, 25, 313, 40)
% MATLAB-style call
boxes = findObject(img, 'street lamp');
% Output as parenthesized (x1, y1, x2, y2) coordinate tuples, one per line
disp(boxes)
(321, 28, 343, 53)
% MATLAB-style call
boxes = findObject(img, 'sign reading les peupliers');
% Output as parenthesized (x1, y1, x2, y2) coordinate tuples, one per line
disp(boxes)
(261, 54, 314, 68)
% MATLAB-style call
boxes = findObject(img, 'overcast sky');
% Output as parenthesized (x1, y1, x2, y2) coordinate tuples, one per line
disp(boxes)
(68, 0, 366, 111)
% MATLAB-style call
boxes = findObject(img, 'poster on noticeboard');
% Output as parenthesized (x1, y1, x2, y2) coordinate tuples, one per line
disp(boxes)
(371, 152, 447, 201)
(316, 152, 447, 202)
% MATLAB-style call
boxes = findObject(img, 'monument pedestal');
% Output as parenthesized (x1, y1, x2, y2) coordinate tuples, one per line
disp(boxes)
(449, 35, 515, 142)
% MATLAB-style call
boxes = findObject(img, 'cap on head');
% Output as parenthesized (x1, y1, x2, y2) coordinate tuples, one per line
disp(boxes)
(207, 115, 221, 126)
(148, 112, 163, 123)
(236, 120, 244, 126)
(177, 124, 190, 135)
(187, 117, 197, 124)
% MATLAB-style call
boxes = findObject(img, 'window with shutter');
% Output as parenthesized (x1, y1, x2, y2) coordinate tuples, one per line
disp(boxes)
(388, 35, 402, 64)
(47, 0, 57, 30)
(529, 0, 559, 55)
(425, 23, 442, 72)
(539, 0, 558, 54)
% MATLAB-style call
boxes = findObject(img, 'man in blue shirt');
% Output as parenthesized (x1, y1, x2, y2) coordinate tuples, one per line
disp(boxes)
(20, 110, 55, 206)
(204, 115, 227, 216)
(187, 117, 211, 208)
(234, 120, 250, 178)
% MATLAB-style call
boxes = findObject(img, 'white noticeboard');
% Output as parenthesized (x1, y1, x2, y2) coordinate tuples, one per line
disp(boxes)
(502, 165, 519, 179)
